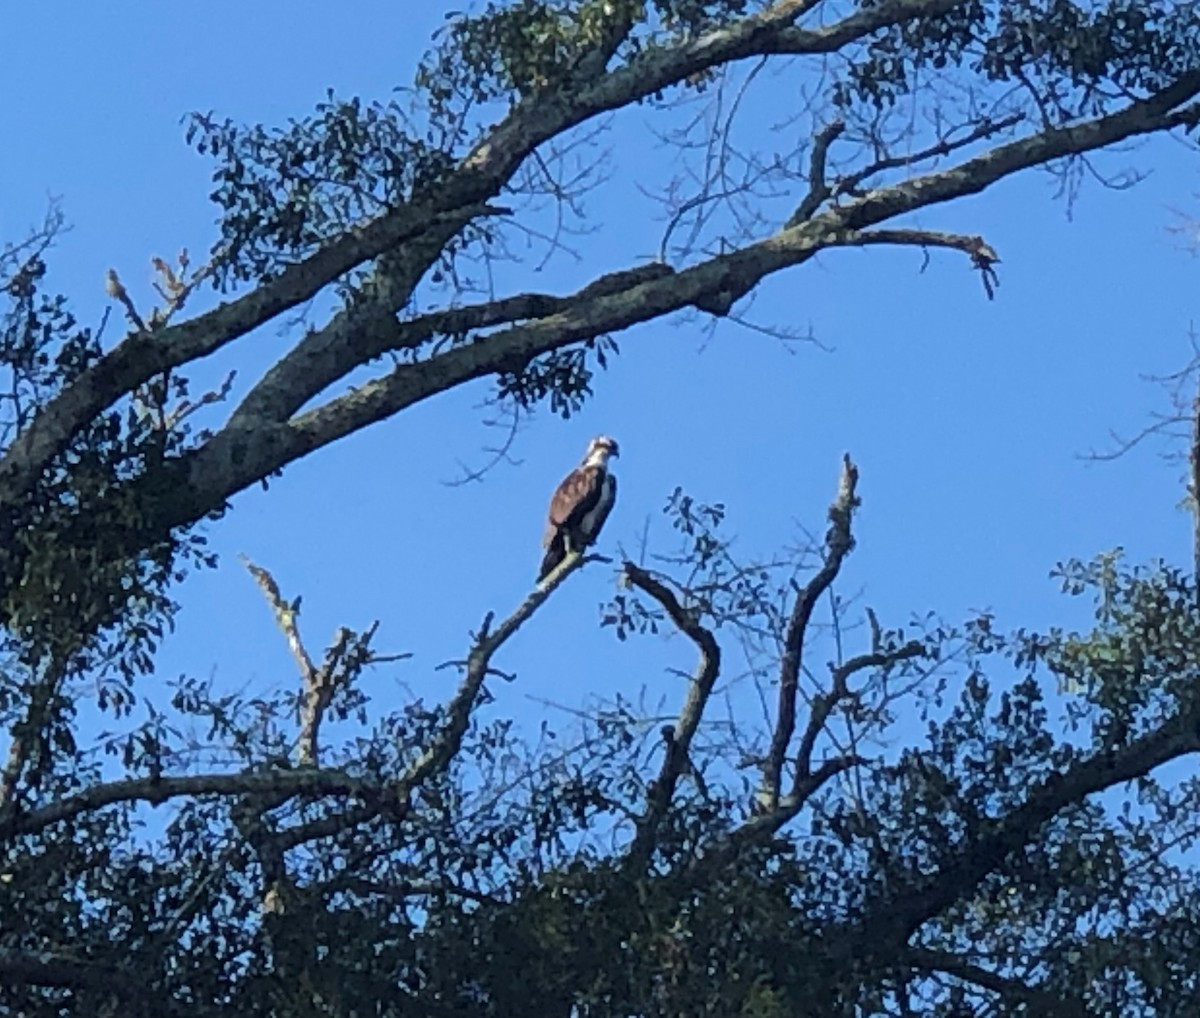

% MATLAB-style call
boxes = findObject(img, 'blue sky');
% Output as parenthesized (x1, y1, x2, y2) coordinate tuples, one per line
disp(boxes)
(2, 4, 1198, 775)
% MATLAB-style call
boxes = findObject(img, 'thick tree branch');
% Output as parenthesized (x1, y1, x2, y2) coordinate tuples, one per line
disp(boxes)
(761, 454, 859, 811)
(1, 12, 1193, 606)
(0, 947, 138, 1000)
(145, 78, 1200, 542)
(621, 562, 722, 869)
(902, 947, 1087, 1018)
(0, 0, 960, 514)
(866, 705, 1200, 950)
(0, 202, 502, 509)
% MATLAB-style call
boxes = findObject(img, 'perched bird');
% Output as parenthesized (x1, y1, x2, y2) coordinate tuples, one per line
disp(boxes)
(538, 435, 619, 581)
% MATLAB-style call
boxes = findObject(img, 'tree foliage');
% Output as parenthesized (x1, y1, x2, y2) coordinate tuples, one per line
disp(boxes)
(3, 1, 1200, 1015)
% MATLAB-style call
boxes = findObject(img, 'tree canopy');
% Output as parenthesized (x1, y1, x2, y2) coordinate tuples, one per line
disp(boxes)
(4, 1, 1200, 1015)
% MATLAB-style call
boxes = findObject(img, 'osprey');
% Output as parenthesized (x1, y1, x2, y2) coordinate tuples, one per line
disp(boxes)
(538, 435, 619, 581)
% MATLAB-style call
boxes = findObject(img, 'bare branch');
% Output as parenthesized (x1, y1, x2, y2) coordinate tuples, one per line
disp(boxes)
(761, 454, 859, 811)
(241, 555, 317, 683)
(622, 561, 722, 868)
(846, 228, 1001, 298)
(792, 640, 926, 800)
(791, 119, 846, 223)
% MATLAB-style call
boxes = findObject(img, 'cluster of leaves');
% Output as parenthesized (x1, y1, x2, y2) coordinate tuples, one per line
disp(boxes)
(186, 95, 458, 289)
(417, 0, 764, 122)
(845, 0, 1200, 115)
(494, 333, 619, 418)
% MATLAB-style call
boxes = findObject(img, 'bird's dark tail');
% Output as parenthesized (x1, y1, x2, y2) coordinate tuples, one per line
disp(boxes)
(538, 535, 566, 582)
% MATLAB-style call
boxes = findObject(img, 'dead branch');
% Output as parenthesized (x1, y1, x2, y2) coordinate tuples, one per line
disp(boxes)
(760, 454, 859, 812)
(621, 561, 722, 868)
(242, 556, 317, 683)
(242, 556, 387, 767)
(847, 228, 1001, 297)
(104, 268, 146, 332)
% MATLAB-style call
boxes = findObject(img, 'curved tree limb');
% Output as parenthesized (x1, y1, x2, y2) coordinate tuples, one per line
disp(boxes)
(621, 561, 722, 870)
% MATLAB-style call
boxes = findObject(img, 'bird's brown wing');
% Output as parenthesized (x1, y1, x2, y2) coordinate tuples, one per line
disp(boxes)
(543, 465, 603, 547)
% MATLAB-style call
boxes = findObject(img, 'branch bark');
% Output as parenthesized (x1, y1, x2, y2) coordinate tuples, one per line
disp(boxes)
(0, 767, 372, 843)
(621, 562, 721, 869)
(761, 454, 859, 811)
(0, 947, 139, 1001)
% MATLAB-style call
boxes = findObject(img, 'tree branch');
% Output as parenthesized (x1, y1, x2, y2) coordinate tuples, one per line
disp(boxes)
(760, 454, 859, 811)
(157, 79, 1200, 541)
(241, 555, 370, 767)
(0, 767, 373, 843)
(902, 946, 1088, 1018)
(790, 640, 926, 802)
(266, 550, 592, 854)
(0, 947, 139, 1000)
(0, 0, 960, 514)
(866, 705, 1200, 949)
(621, 561, 722, 869)
(790, 119, 846, 223)
(847, 228, 1001, 298)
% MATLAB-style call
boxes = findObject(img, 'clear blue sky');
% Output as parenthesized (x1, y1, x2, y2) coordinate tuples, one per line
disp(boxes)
(2, 4, 1197, 767)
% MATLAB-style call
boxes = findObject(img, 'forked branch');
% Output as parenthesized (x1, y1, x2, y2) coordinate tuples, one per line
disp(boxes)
(760, 454, 859, 811)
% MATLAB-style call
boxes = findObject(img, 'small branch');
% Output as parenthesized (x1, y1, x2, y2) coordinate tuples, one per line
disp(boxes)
(622, 562, 722, 868)
(161, 369, 237, 432)
(825, 112, 1026, 205)
(760, 454, 859, 811)
(242, 555, 364, 768)
(104, 268, 146, 332)
(845, 228, 1001, 298)
(789, 119, 846, 225)
(242, 555, 316, 682)
(791, 641, 927, 799)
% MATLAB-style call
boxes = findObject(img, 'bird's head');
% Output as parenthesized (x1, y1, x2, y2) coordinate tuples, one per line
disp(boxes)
(585, 435, 620, 466)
